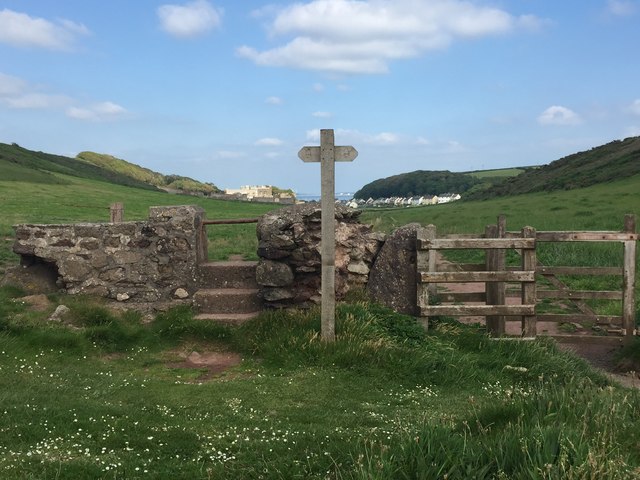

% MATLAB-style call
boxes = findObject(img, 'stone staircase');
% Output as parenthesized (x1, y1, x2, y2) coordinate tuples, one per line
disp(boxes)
(193, 260, 263, 325)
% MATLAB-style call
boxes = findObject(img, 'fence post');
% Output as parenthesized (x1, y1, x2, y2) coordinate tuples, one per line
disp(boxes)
(622, 214, 637, 343)
(416, 224, 436, 330)
(110, 202, 124, 223)
(521, 226, 537, 337)
(485, 215, 506, 336)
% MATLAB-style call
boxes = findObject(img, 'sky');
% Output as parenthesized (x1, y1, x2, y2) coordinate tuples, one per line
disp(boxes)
(1, 0, 639, 195)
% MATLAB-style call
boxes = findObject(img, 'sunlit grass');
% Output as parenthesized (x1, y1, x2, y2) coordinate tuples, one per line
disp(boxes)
(1, 286, 637, 478)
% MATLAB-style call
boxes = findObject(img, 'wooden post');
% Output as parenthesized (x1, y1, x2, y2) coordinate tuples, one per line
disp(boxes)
(485, 215, 506, 336)
(521, 226, 537, 337)
(320, 130, 337, 342)
(416, 224, 436, 330)
(110, 202, 124, 223)
(298, 129, 358, 342)
(622, 214, 637, 343)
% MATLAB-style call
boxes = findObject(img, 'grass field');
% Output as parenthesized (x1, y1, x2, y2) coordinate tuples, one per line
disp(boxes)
(2, 165, 640, 478)
(1, 289, 639, 479)
(465, 167, 527, 179)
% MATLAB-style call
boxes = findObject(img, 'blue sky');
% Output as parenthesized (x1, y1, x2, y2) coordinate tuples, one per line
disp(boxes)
(1, 0, 639, 194)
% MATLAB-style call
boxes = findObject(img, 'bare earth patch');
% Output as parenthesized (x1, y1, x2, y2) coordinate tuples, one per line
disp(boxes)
(166, 350, 243, 382)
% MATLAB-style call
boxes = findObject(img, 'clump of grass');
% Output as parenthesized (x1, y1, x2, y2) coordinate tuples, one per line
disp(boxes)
(352, 376, 640, 479)
(0, 285, 25, 325)
(232, 303, 433, 378)
(151, 305, 232, 342)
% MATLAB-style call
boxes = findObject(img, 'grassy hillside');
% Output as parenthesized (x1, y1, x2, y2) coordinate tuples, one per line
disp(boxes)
(361, 173, 640, 234)
(77, 151, 222, 195)
(0, 143, 158, 191)
(466, 136, 640, 200)
(354, 170, 480, 199)
(465, 167, 530, 179)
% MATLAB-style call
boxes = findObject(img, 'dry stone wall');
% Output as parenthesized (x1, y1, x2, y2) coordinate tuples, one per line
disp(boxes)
(12, 205, 206, 302)
(255, 203, 385, 307)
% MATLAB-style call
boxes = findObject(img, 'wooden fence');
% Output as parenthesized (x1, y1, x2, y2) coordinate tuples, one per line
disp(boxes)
(417, 215, 638, 344)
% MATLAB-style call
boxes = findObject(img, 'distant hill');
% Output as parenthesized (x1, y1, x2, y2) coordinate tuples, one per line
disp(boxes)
(0, 143, 222, 196)
(76, 151, 221, 196)
(0, 143, 158, 190)
(465, 136, 640, 200)
(354, 170, 481, 200)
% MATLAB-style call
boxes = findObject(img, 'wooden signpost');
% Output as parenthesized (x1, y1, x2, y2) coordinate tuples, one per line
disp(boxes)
(299, 129, 358, 341)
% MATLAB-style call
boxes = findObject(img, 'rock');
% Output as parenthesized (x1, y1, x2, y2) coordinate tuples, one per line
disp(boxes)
(367, 223, 420, 316)
(48, 305, 70, 322)
(256, 260, 294, 287)
(347, 261, 370, 275)
(261, 288, 295, 302)
(116, 293, 130, 302)
(174, 288, 189, 299)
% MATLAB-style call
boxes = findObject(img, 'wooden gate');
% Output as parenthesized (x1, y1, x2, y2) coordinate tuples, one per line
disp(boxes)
(416, 215, 638, 344)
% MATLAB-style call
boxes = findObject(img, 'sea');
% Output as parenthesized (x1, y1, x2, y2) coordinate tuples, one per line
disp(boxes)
(296, 193, 354, 202)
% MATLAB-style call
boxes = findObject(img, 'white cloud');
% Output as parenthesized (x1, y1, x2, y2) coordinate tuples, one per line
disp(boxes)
(0, 72, 127, 122)
(629, 99, 640, 115)
(238, 0, 543, 74)
(5, 93, 70, 109)
(265, 96, 283, 105)
(0, 8, 89, 50)
(312, 83, 325, 92)
(158, 0, 222, 38)
(538, 105, 582, 126)
(0, 72, 27, 96)
(607, 0, 637, 16)
(255, 137, 284, 146)
(0, 72, 72, 109)
(416, 137, 431, 145)
(66, 102, 127, 122)
(312, 111, 332, 118)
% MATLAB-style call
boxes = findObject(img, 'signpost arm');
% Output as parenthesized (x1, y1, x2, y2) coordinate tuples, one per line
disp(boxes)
(320, 129, 336, 342)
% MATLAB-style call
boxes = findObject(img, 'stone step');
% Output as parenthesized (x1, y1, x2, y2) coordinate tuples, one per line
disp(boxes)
(194, 288, 262, 314)
(193, 312, 261, 326)
(198, 261, 258, 289)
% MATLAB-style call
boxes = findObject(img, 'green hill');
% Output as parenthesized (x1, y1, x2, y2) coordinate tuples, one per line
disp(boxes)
(0, 143, 158, 191)
(354, 170, 480, 199)
(465, 136, 640, 200)
(76, 151, 221, 196)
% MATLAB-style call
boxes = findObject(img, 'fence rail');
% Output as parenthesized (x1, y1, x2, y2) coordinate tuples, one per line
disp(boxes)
(416, 214, 637, 344)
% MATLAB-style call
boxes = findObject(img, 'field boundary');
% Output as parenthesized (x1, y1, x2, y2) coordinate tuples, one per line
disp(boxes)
(417, 214, 637, 344)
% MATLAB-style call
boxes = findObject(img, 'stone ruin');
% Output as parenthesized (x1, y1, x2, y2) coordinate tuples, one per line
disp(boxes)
(255, 203, 385, 307)
(5, 203, 422, 317)
(7, 206, 206, 303)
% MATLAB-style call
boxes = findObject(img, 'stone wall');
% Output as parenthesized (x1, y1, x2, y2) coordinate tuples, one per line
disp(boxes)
(12, 205, 206, 303)
(255, 203, 385, 307)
